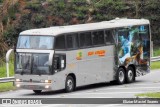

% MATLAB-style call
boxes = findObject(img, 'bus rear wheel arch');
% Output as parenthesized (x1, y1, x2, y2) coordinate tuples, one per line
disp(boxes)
(65, 74, 76, 93)
(126, 66, 135, 83)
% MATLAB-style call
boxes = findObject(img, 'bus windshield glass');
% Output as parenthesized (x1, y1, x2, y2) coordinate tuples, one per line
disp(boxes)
(17, 36, 54, 49)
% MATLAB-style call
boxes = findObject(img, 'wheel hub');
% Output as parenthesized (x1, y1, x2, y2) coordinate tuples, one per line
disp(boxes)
(128, 70, 133, 81)
(119, 71, 124, 82)
(67, 79, 73, 90)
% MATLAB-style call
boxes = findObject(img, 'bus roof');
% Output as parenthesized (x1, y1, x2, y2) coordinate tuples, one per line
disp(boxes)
(20, 18, 150, 36)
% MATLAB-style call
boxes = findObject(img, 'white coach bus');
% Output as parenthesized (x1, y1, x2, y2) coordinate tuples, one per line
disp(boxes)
(14, 18, 151, 94)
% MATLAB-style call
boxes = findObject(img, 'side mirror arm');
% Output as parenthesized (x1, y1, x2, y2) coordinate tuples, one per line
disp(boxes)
(6, 49, 14, 77)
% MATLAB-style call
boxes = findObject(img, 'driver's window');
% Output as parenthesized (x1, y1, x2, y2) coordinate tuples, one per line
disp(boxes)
(53, 54, 66, 72)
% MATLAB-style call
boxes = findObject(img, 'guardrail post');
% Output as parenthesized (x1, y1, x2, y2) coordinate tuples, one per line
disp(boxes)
(6, 49, 13, 77)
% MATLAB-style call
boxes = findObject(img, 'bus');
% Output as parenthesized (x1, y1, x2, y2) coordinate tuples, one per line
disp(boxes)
(14, 18, 151, 94)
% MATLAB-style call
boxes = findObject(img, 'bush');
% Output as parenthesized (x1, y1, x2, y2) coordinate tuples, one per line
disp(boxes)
(26, 2, 41, 11)
(32, 14, 44, 25)
(2, 15, 8, 25)
(1, 0, 160, 50)
(8, 2, 19, 20)
(0, 0, 3, 3)
(3, 26, 18, 47)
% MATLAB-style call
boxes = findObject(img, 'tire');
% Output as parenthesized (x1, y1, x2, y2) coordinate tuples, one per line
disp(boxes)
(65, 76, 75, 93)
(33, 90, 42, 94)
(116, 68, 125, 85)
(126, 66, 135, 83)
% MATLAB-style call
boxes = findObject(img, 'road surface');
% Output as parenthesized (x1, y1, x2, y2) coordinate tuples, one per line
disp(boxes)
(0, 69, 160, 107)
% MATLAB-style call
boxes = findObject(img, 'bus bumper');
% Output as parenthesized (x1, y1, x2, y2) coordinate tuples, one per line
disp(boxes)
(15, 82, 52, 90)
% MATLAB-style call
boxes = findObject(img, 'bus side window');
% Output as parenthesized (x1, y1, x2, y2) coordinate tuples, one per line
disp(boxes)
(79, 32, 92, 48)
(55, 35, 66, 50)
(105, 30, 114, 45)
(66, 33, 79, 49)
(92, 31, 105, 46)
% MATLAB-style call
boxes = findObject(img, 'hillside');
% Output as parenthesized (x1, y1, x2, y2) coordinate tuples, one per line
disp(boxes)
(0, 0, 160, 54)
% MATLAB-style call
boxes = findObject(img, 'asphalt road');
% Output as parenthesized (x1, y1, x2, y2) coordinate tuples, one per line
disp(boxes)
(0, 69, 160, 107)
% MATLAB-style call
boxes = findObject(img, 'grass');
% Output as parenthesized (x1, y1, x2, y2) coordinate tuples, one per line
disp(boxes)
(0, 54, 14, 78)
(0, 54, 16, 92)
(0, 82, 16, 92)
(136, 92, 160, 98)
(153, 48, 160, 56)
(151, 61, 160, 70)
(0, 62, 14, 78)
(0, 59, 15, 92)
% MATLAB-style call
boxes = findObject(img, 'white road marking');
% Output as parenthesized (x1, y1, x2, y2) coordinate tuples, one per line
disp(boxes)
(42, 104, 100, 107)
(125, 83, 160, 86)
(98, 87, 160, 90)
(65, 90, 160, 97)
(66, 84, 160, 95)
(1, 105, 38, 107)
(72, 92, 144, 95)
(97, 104, 123, 107)
(85, 97, 114, 98)
(68, 87, 160, 95)
(50, 86, 160, 97)
(42, 104, 65, 107)
(1, 104, 66, 107)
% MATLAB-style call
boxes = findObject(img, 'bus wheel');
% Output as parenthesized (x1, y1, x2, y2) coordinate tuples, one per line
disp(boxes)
(126, 66, 135, 83)
(116, 68, 125, 85)
(33, 90, 42, 94)
(65, 76, 75, 93)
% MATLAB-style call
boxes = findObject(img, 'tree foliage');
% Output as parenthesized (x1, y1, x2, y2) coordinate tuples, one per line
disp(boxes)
(1, 0, 160, 49)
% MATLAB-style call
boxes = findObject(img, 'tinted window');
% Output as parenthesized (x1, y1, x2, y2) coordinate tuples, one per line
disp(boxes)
(55, 35, 66, 49)
(105, 30, 114, 45)
(17, 36, 54, 49)
(66, 33, 79, 49)
(92, 31, 105, 45)
(79, 32, 92, 47)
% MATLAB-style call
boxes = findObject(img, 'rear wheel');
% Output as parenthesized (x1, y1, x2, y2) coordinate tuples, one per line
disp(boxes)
(65, 76, 75, 93)
(126, 66, 135, 83)
(33, 90, 42, 94)
(116, 68, 125, 85)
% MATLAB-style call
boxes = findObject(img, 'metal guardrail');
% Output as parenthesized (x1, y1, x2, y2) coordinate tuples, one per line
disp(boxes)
(0, 56, 160, 83)
(0, 77, 14, 83)
(151, 56, 160, 62)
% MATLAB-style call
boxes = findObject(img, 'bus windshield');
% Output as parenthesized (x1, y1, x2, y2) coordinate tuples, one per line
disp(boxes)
(17, 36, 54, 49)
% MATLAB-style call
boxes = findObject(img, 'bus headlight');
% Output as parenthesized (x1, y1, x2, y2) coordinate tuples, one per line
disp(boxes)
(15, 79, 22, 82)
(44, 80, 52, 83)
(45, 85, 50, 89)
(16, 84, 20, 87)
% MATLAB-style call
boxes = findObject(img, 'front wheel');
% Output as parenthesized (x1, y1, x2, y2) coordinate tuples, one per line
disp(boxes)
(33, 90, 42, 94)
(65, 76, 75, 93)
(116, 68, 125, 85)
(126, 66, 135, 83)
